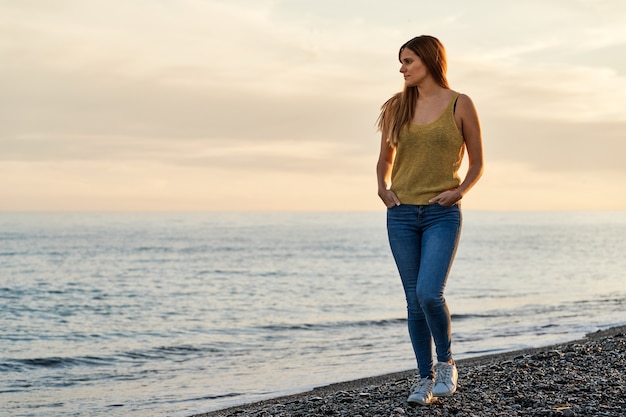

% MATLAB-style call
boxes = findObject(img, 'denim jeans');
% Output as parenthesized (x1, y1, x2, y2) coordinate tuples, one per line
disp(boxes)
(387, 203, 461, 379)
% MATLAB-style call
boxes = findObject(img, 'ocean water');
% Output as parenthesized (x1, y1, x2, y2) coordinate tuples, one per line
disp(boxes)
(1, 211, 625, 417)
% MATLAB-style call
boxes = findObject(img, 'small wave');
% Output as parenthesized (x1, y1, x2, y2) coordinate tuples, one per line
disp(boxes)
(156, 345, 204, 354)
(270, 315, 501, 332)
(120, 351, 161, 360)
(462, 347, 511, 356)
(0, 287, 22, 299)
(134, 246, 173, 253)
(0, 232, 29, 242)
(198, 269, 245, 275)
(4, 344, 224, 373)
(572, 295, 626, 306)
(117, 343, 225, 364)
(176, 392, 242, 403)
(6, 355, 111, 370)
(22, 357, 70, 367)
(259, 317, 406, 332)
(179, 246, 211, 254)
(451, 313, 499, 320)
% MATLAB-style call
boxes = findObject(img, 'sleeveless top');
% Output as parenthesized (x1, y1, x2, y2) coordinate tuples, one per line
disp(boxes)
(390, 93, 464, 205)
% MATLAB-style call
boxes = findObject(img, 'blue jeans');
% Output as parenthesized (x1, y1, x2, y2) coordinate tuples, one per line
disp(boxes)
(387, 203, 461, 379)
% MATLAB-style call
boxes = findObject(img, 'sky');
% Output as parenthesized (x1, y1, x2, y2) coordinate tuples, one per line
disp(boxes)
(2, 0, 626, 211)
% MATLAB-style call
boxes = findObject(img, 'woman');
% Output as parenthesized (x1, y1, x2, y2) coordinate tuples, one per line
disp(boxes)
(376, 35, 484, 406)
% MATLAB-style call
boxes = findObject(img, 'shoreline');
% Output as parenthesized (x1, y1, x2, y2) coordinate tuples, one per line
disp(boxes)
(191, 325, 626, 416)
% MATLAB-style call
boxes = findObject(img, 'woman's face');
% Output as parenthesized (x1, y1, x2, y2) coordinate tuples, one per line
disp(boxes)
(399, 48, 428, 87)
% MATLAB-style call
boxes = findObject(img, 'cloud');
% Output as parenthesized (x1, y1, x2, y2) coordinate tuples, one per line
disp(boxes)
(485, 118, 626, 173)
(469, 160, 626, 211)
(456, 62, 626, 121)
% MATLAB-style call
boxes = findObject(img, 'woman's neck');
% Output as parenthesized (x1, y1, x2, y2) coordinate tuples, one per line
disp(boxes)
(416, 81, 446, 100)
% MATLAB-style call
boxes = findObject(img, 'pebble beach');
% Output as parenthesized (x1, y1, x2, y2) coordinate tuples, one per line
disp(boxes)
(192, 325, 626, 417)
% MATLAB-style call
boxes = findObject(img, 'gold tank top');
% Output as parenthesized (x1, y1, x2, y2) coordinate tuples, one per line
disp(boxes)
(390, 93, 464, 205)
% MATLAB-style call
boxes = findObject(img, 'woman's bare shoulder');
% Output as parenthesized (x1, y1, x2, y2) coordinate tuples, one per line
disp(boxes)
(454, 93, 477, 113)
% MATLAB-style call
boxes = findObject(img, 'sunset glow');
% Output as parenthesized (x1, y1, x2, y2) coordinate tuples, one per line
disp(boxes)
(2, 0, 626, 211)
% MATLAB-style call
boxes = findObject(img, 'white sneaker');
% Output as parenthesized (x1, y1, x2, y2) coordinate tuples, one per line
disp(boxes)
(407, 376, 433, 406)
(432, 361, 458, 397)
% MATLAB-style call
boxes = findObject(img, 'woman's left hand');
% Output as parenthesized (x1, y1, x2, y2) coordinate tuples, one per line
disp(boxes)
(429, 189, 462, 206)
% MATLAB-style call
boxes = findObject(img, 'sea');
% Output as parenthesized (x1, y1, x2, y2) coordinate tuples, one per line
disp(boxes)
(1, 211, 625, 417)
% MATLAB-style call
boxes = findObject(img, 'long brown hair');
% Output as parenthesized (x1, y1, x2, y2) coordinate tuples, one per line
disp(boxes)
(377, 35, 449, 146)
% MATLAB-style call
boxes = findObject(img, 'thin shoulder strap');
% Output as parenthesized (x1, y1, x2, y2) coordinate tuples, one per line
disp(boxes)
(453, 93, 460, 114)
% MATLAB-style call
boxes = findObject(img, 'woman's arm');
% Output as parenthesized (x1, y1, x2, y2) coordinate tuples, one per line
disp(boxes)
(457, 94, 484, 196)
(377, 135, 401, 207)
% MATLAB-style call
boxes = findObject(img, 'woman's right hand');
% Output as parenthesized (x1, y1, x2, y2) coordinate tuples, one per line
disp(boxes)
(378, 189, 401, 208)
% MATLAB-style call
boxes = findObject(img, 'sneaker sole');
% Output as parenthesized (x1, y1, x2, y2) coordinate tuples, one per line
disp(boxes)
(407, 398, 432, 406)
(432, 387, 456, 397)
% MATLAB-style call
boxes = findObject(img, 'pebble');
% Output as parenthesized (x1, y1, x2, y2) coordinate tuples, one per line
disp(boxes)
(193, 329, 626, 417)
